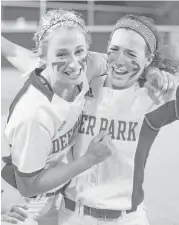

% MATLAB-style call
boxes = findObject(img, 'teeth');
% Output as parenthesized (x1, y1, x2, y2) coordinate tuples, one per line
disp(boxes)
(113, 68, 126, 73)
(65, 69, 81, 77)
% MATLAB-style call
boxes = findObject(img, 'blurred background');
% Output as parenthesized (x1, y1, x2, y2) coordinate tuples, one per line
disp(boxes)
(1, 1, 179, 225)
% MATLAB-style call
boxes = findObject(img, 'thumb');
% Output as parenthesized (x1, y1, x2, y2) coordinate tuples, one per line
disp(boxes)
(94, 130, 108, 142)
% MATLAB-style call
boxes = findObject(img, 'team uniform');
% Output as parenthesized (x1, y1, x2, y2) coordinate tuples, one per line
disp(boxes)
(3, 51, 107, 225)
(58, 75, 179, 225)
(4, 66, 89, 225)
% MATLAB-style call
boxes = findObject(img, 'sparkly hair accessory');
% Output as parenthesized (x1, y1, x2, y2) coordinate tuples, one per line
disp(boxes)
(114, 18, 157, 53)
(34, 9, 89, 49)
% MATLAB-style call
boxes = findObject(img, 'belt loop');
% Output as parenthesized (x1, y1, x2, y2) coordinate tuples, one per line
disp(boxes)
(78, 201, 84, 217)
(102, 211, 106, 219)
(121, 210, 127, 217)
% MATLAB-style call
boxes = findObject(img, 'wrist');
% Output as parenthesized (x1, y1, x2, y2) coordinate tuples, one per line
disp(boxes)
(82, 154, 97, 168)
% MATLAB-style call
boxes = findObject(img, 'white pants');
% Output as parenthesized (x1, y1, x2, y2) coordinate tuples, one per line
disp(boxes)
(58, 197, 150, 225)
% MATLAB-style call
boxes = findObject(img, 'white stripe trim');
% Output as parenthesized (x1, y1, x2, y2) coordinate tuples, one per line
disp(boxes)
(175, 96, 179, 119)
(144, 116, 160, 131)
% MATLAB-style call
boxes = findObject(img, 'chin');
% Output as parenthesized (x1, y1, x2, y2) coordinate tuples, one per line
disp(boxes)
(112, 75, 139, 89)
(112, 78, 128, 88)
(66, 75, 84, 85)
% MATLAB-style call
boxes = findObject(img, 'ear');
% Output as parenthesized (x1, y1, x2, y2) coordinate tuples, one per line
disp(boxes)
(145, 53, 154, 68)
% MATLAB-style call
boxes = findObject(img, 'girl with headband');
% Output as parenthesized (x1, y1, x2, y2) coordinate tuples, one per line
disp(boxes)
(55, 14, 179, 225)
(3, 9, 113, 225)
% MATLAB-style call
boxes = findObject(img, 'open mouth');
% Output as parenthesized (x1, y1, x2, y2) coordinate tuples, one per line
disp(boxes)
(64, 68, 82, 79)
(112, 67, 128, 76)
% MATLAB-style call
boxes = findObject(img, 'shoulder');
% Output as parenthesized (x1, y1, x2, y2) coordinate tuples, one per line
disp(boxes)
(5, 84, 55, 139)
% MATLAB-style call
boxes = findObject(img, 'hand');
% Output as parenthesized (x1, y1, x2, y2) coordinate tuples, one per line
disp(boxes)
(2, 205, 28, 224)
(85, 131, 113, 165)
(144, 67, 176, 104)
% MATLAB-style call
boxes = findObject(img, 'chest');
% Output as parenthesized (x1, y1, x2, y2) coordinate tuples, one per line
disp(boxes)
(75, 86, 154, 156)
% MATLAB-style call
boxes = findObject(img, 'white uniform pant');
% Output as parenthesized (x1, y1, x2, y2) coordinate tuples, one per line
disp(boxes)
(58, 197, 150, 225)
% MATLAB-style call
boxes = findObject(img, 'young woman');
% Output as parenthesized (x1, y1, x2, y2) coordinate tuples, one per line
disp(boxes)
(55, 14, 179, 225)
(3, 9, 113, 225)
(1, 9, 178, 224)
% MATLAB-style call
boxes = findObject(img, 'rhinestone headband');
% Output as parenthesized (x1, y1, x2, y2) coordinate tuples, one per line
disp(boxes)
(114, 18, 157, 53)
(34, 11, 87, 48)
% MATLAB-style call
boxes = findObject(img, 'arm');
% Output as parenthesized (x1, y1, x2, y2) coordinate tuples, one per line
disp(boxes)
(9, 117, 112, 197)
(145, 83, 179, 129)
(15, 153, 96, 197)
(1, 36, 37, 72)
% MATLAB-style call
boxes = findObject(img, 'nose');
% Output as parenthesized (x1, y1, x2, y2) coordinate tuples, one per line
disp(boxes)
(115, 52, 126, 67)
(67, 55, 80, 71)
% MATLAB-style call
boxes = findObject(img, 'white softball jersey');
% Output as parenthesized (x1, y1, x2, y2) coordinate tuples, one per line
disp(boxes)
(66, 75, 179, 211)
(4, 67, 89, 194)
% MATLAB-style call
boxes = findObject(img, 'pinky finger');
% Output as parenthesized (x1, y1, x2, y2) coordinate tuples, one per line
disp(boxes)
(2, 215, 18, 224)
(144, 81, 158, 93)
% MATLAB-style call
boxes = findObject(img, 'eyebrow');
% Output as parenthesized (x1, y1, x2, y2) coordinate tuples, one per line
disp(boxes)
(56, 45, 85, 52)
(127, 49, 137, 54)
(110, 45, 137, 54)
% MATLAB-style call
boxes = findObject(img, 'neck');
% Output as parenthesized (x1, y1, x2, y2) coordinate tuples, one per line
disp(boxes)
(41, 69, 76, 101)
(54, 82, 76, 101)
(105, 76, 138, 90)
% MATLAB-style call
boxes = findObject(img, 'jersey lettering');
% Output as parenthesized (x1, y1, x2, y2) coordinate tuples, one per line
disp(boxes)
(78, 114, 138, 141)
(52, 114, 82, 154)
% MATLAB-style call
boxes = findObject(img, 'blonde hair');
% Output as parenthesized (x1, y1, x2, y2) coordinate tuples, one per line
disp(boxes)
(33, 9, 91, 59)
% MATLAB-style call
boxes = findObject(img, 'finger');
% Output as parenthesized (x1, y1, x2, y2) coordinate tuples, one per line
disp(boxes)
(166, 76, 175, 96)
(8, 212, 27, 221)
(144, 81, 158, 93)
(11, 206, 28, 218)
(160, 71, 169, 94)
(101, 135, 113, 153)
(106, 135, 114, 152)
(94, 130, 108, 142)
(145, 67, 163, 89)
(146, 89, 161, 105)
(2, 214, 18, 224)
(163, 75, 175, 100)
(12, 204, 28, 210)
(101, 134, 110, 145)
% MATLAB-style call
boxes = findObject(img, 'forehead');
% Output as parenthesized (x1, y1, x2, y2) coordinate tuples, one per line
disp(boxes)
(110, 28, 146, 52)
(48, 26, 87, 49)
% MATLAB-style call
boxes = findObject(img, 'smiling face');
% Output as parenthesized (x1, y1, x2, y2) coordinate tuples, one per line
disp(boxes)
(107, 28, 153, 89)
(44, 26, 88, 87)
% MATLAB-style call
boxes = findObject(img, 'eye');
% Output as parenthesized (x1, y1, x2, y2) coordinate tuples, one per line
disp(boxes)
(75, 49, 84, 55)
(56, 52, 68, 58)
(110, 47, 118, 51)
(127, 51, 136, 58)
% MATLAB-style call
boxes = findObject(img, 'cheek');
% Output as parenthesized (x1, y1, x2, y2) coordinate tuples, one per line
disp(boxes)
(107, 51, 116, 64)
(78, 54, 88, 70)
(128, 60, 142, 78)
(131, 60, 141, 72)
(51, 61, 67, 73)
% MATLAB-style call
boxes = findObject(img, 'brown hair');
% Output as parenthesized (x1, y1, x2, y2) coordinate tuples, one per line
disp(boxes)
(112, 14, 178, 75)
